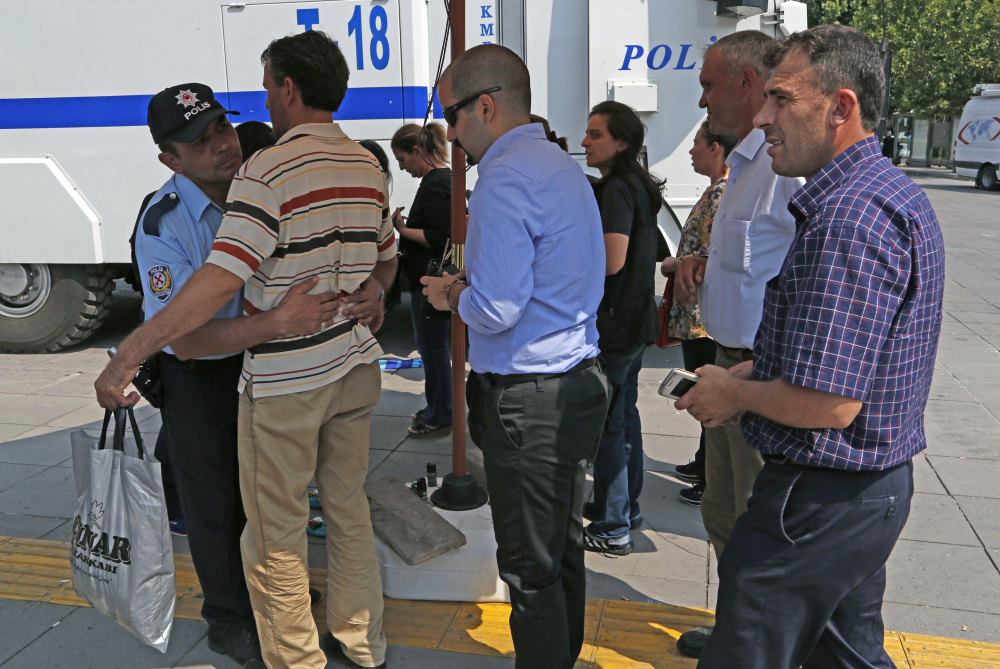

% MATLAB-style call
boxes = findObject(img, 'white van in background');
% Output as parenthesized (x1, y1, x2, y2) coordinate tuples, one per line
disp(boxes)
(955, 83, 1000, 190)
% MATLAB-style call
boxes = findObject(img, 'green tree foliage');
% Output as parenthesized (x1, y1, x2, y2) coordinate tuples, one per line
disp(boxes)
(801, 0, 1000, 116)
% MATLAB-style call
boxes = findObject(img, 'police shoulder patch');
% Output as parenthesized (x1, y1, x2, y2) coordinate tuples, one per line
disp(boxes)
(147, 265, 173, 303)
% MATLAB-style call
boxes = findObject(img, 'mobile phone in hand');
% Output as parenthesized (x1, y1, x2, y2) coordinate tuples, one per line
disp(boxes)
(658, 369, 700, 400)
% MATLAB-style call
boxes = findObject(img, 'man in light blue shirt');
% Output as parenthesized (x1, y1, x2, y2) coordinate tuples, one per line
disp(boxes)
(423, 45, 610, 669)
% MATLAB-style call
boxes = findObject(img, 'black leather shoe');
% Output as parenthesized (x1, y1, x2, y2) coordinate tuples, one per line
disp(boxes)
(674, 461, 703, 483)
(208, 626, 263, 666)
(320, 631, 387, 668)
(582, 502, 644, 530)
(677, 625, 713, 657)
(678, 484, 704, 506)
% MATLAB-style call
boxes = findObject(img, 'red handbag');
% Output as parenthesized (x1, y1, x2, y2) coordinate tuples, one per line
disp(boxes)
(656, 273, 682, 348)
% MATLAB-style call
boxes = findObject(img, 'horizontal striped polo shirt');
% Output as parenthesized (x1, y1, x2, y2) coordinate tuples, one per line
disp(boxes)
(206, 122, 396, 398)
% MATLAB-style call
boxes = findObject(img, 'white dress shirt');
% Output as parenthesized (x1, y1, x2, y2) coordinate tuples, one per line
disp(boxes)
(699, 127, 805, 349)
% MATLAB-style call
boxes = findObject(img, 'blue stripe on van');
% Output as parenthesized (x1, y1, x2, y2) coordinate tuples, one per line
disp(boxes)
(0, 86, 440, 129)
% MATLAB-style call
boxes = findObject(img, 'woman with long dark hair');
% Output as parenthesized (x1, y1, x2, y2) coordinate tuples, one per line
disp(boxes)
(390, 123, 453, 438)
(580, 100, 662, 556)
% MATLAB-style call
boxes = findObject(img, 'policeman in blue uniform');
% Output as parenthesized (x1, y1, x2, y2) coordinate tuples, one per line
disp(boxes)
(136, 83, 339, 666)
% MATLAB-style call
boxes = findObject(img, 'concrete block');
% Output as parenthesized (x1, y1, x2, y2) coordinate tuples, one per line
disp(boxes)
(365, 475, 466, 565)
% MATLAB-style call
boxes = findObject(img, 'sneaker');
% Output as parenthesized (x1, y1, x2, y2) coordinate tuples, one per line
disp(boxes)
(320, 631, 387, 668)
(582, 525, 633, 557)
(169, 518, 186, 537)
(677, 625, 714, 658)
(678, 484, 703, 506)
(674, 461, 702, 483)
(582, 502, 644, 530)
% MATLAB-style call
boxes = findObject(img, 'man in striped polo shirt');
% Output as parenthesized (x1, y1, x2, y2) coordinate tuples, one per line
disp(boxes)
(96, 31, 396, 669)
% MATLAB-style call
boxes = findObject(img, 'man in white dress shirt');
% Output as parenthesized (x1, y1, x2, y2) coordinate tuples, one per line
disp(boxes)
(673, 30, 805, 659)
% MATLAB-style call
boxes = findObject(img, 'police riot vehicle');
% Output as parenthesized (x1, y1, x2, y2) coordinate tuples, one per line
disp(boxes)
(0, 0, 806, 352)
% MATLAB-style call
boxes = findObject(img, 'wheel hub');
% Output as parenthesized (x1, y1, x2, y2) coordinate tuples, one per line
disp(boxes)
(0, 263, 51, 318)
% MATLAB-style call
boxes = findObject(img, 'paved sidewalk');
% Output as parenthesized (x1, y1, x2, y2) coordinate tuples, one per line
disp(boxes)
(0, 175, 997, 667)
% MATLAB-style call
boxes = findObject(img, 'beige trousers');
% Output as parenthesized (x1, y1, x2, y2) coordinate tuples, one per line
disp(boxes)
(238, 362, 386, 669)
(700, 349, 765, 559)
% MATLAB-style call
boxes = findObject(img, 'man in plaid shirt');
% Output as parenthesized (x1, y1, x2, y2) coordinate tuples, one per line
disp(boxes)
(677, 25, 944, 668)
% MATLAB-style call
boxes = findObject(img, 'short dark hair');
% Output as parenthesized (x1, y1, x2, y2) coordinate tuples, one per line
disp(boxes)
(589, 101, 664, 215)
(157, 140, 177, 157)
(530, 114, 569, 152)
(705, 30, 774, 80)
(235, 121, 276, 162)
(447, 44, 531, 116)
(261, 31, 350, 112)
(700, 121, 739, 159)
(764, 25, 885, 132)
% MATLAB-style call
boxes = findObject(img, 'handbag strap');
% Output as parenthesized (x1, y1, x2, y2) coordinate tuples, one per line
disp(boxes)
(102, 406, 147, 459)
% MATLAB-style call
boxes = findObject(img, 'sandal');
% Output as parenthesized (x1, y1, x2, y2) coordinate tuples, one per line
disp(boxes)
(306, 517, 327, 538)
(407, 421, 453, 439)
(308, 490, 322, 509)
(410, 409, 425, 423)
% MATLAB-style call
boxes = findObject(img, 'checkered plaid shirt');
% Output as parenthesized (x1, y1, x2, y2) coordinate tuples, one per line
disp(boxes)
(744, 136, 945, 470)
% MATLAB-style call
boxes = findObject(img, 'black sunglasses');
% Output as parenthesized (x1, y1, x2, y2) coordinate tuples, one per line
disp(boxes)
(442, 87, 502, 127)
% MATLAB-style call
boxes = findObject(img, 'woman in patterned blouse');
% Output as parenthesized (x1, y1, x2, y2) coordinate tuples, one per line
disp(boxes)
(661, 121, 737, 505)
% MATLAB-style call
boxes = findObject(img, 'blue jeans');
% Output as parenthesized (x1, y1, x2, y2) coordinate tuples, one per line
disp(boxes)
(410, 289, 452, 426)
(589, 345, 645, 541)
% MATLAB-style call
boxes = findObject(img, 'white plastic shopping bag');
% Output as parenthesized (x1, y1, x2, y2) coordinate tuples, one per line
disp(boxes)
(70, 407, 175, 652)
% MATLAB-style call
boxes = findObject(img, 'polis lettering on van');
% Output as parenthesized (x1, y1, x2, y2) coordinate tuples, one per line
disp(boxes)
(619, 37, 716, 71)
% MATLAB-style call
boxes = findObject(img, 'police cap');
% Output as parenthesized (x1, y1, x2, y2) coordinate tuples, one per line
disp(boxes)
(147, 83, 240, 145)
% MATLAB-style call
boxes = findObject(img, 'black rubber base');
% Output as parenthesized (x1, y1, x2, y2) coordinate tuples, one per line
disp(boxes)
(430, 472, 488, 511)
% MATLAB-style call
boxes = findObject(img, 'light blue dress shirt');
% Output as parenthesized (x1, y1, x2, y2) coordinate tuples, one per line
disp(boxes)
(134, 173, 244, 359)
(457, 123, 604, 374)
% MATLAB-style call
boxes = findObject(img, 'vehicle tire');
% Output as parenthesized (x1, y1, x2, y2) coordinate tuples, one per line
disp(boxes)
(976, 164, 998, 191)
(0, 264, 114, 353)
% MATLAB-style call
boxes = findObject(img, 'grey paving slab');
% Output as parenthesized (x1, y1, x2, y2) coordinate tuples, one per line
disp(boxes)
(640, 433, 701, 474)
(0, 423, 33, 442)
(927, 369, 976, 403)
(0, 426, 77, 466)
(899, 492, 981, 547)
(586, 570, 710, 610)
(0, 605, 207, 669)
(395, 424, 471, 456)
(32, 373, 106, 398)
(632, 532, 709, 584)
(0, 512, 68, 540)
(930, 455, 1000, 498)
(923, 399, 1000, 459)
(953, 496, 1000, 548)
(37, 518, 72, 541)
(369, 414, 414, 452)
(0, 465, 77, 519)
(0, 600, 79, 665)
(911, 454, 948, 495)
(45, 401, 107, 430)
(367, 450, 455, 487)
(372, 388, 427, 418)
(172, 635, 241, 669)
(882, 602, 1000, 644)
(0, 370, 78, 395)
(0, 394, 93, 426)
(885, 539, 1000, 615)
(0, 462, 48, 495)
(630, 470, 708, 541)
(0, 392, 21, 407)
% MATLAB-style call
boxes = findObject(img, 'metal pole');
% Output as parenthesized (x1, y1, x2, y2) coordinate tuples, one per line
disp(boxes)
(450, 0, 467, 479)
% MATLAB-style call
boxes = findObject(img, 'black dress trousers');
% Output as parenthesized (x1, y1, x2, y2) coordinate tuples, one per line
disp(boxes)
(699, 458, 914, 669)
(467, 361, 610, 669)
(158, 352, 255, 638)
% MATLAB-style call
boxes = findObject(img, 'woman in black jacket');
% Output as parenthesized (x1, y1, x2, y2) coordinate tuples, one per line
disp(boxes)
(580, 101, 663, 556)
(390, 123, 453, 438)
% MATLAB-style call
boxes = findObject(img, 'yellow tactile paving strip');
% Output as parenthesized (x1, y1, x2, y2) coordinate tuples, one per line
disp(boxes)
(3, 535, 998, 668)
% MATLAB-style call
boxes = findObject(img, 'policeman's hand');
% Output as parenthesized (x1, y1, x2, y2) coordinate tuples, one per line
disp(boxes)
(421, 273, 462, 311)
(675, 256, 708, 306)
(271, 277, 340, 337)
(340, 278, 384, 329)
(674, 364, 742, 428)
(95, 358, 141, 410)
(729, 360, 753, 381)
